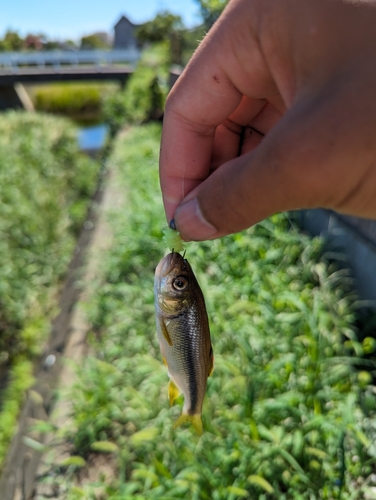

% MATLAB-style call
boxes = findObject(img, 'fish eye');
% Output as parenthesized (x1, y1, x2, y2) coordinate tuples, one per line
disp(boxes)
(173, 276, 188, 290)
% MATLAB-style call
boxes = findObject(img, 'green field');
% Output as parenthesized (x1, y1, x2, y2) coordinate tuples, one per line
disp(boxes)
(34, 124, 376, 499)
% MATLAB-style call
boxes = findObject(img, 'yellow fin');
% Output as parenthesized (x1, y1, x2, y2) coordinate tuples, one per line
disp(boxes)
(159, 317, 172, 346)
(174, 413, 203, 436)
(168, 379, 181, 406)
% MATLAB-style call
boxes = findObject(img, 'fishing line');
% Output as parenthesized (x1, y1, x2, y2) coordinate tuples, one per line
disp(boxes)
(181, 161, 186, 202)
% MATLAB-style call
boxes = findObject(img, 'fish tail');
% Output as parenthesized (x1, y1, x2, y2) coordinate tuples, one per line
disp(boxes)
(173, 413, 203, 436)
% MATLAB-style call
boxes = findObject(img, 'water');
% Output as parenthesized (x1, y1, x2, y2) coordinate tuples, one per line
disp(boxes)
(78, 124, 108, 153)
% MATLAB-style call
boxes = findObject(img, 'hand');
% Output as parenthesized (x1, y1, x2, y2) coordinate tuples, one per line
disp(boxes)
(159, 0, 376, 241)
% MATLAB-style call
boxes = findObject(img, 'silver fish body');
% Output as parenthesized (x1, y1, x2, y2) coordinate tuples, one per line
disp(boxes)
(154, 252, 213, 434)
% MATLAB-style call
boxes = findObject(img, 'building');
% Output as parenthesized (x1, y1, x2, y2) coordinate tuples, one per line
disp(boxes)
(113, 16, 139, 50)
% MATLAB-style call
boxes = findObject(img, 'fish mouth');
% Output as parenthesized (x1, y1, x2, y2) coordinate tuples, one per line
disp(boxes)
(156, 252, 183, 279)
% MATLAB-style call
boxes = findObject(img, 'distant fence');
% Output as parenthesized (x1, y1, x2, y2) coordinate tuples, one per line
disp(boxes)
(0, 49, 141, 73)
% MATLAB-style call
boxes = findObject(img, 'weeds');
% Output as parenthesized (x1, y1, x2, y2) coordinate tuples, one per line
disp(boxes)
(38, 124, 376, 499)
(31, 82, 117, 124)
(0, 111, 100, 468)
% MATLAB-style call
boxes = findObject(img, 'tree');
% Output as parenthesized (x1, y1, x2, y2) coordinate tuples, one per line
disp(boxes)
(136, 12, 183, 44)
(136, 12, 185, 64)
(24, 34, 43, 51)
(0, 30, 24, 51)
(80, 32, 111, 50)
(43, 40, 62, 51)
(195, 0, 229, 29)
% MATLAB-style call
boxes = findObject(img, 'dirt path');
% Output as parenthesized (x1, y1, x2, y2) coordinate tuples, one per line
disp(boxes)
(32, 165, 122, 500)
(0, 157, 124, 500)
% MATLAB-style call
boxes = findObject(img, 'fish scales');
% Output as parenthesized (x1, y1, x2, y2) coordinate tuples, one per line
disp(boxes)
(162, 305, 208, 414)
(154, 252, 213, 434)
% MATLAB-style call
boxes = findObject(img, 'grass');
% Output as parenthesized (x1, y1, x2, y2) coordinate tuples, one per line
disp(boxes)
(28, 82, 118, 125)
(35, 124, 376, 499)
(0, 111, 100, 468)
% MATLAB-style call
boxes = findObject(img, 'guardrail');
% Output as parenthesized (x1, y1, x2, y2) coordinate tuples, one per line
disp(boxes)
(0, 49, 141, 73)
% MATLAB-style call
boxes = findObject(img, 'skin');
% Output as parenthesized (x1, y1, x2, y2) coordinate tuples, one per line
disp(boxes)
(160, 0, 376, 241)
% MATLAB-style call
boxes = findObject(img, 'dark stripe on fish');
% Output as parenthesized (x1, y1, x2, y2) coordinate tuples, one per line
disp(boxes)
(185, 335, 198, 415)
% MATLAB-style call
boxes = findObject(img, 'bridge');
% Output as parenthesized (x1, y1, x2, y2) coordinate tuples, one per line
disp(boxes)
(0, 49, 140, 110)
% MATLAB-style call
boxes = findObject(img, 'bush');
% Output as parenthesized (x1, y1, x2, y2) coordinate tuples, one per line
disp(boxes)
(0, 111, 100, 469)
(0, 111, 99, 362)
(103, 45, 168, 136)
(32, 82, 116, 124)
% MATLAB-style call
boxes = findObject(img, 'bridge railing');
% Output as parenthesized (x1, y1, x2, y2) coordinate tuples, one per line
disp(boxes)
(0, 49, 141, 73)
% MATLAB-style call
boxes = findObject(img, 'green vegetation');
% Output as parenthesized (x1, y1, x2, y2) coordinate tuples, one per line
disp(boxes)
(30, 46, 169, 133)
(136, 12, 186, 65)
(30, 82, 117, 125)
(103, 45, 168, 136)
(195, 0, 229, 28)
(0, 111, 99, 467)
(0, 30, 24, 51)
(80, 33, 111, 50)
(0, 28, 108, 52)
(36, 124, 376, 499)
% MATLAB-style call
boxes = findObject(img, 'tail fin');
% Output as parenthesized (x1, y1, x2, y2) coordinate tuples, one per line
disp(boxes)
(174, 413, 203, 435)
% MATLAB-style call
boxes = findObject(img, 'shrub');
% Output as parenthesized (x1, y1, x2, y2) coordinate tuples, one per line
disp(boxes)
(0, 111, 100, 469)
(0, 111, 99, 362)
(103, 44, 168, 136)
(32, 82, 116, 124)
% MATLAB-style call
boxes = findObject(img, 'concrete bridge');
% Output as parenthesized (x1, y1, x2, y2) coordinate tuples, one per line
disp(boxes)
(0, 49, 140, 110)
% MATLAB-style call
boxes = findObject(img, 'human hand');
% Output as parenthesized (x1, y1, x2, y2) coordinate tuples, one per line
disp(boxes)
(160, 0, 376, 241)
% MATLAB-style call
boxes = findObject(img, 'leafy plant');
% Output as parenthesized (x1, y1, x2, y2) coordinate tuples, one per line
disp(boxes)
(32, 82, 117, 124)
(0, 111, 100, 468)
(103, 45, 168, 136)
(38, 124, 376, 499)
(195, 0, 229, 28)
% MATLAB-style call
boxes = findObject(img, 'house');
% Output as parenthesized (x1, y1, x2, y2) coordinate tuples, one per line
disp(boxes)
(113, 16, 139, 50)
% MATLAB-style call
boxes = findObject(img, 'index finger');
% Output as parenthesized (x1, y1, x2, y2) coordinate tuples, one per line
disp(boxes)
(159, 0, 272, 221)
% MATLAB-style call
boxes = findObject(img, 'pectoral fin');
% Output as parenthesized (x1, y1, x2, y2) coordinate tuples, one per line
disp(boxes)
(158, 317, 172, 346)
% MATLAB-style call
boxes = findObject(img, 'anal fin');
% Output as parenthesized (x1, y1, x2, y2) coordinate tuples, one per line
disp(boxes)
(168, 379, 181, 406)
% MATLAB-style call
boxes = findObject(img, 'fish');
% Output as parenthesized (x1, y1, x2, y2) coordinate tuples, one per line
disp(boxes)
(154, 251, 213, 435)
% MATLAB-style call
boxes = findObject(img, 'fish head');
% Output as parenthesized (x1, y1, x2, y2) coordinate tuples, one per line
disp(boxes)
(154, 252, 195, 314)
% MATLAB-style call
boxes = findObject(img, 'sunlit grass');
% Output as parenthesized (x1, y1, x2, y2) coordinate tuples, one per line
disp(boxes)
(27, 82, 118, 124)
(37, 124, 376, 499)
(0, 111, 100, 469)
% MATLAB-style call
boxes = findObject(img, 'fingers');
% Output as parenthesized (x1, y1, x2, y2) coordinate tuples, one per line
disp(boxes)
(160, 0, 274, 222)
(211, 99, 282, 170)
(174, 83, 376, 240)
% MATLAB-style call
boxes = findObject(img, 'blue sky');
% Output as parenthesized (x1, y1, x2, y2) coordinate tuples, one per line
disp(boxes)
(0, 0, 201, 40)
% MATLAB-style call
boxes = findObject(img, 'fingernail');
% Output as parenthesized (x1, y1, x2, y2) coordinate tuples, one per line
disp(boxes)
(175, 198, 217, 241)
(169, 219, 177, 230)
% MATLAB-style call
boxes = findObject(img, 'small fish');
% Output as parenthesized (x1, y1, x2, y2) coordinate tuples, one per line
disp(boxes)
(154, 252, 213, 435)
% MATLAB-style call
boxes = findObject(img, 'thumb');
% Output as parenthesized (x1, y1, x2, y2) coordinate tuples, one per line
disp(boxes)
(174, 88, 376, 241)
